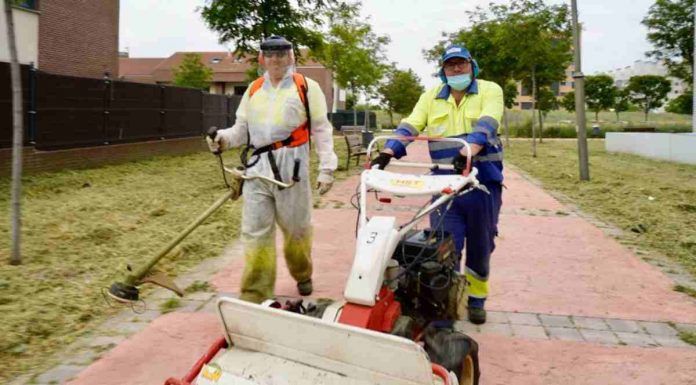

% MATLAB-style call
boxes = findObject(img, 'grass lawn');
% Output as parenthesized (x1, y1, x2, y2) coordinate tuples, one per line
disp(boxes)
(0, 137, 355, 381)
(506, 109, 692, 132)
(505, 139, 696, 280)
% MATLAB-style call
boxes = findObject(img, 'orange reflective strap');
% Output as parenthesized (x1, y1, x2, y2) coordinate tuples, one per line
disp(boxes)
(248, 74, 310, 149)
(291, 73, 308, 106)
(248, 77, 265, 98)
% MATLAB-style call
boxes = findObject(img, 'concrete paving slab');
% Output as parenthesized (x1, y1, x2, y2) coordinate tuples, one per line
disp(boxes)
(615, 332, 659, 348)
(572, 316, 609, 331)
(507, 312, 542, 326)
(579, 329, 620, 345)
(639, 321, 679, 337)
(606, 319, 642, 334)
(547, 326, 584, 342)
(511, 324, 548, 340)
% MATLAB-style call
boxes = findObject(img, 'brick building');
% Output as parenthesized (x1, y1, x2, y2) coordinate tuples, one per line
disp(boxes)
(0, 0, 119, 79)
(119, 51, 342, 111)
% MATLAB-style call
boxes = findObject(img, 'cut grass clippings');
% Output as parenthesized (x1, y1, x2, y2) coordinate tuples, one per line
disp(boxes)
(678, 330, 696, 346)
(0, 136, 356, 381)
(505, 139, 696, 280)
(674, 284, 696, 299)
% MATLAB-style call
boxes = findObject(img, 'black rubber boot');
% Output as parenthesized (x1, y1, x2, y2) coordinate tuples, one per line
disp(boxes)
(468, 307, 487, 324)
(297, 279, 313, 296)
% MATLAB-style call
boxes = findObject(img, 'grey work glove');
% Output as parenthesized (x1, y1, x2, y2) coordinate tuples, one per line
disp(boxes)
(316, 169, 334, 195)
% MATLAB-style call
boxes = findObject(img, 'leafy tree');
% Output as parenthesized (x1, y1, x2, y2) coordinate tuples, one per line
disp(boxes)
(626, 75, 672, 121)
(503, 81, 519, 109)
(560, 91, 575, 112)
(378, 68, 424, 127)
(642, 0, 695, 84)
(535, 86, 558, 142)
(173, 53, 214, 90)
(585, 75, 616, 121)
(613, 88, 631, 121)
(424, 0, 572, 156)
(537, 87, 559, 115)
(314, 3, 389, 124)
(200, 0, 341, 59)
(665, 90, 693, 114)
(502, 81, 518, 146)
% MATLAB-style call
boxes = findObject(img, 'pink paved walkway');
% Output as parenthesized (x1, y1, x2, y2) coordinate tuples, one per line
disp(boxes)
(68, 144, 696, 385)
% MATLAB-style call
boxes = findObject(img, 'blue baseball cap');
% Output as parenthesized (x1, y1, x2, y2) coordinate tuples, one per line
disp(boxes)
(441, 44, 473, 63)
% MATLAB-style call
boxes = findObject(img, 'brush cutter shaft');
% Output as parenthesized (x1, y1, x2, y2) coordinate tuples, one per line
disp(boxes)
(125, 189, 235, 286)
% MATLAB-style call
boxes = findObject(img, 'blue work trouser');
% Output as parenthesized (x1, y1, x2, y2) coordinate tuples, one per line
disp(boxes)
(430, 182, 502, 309)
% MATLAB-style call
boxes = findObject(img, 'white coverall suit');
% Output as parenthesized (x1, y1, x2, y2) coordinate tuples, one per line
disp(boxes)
(215, 68, 338, 303)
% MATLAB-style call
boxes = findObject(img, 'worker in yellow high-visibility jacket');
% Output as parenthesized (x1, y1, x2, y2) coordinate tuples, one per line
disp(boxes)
(207, 36, 338, 304)
(372, 44, 504, 324)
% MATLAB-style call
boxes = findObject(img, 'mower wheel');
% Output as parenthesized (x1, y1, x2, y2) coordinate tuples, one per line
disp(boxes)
(423, 327, 480, 385)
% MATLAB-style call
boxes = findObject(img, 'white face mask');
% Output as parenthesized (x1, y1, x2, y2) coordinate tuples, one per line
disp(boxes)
(447, 73, 472, 91)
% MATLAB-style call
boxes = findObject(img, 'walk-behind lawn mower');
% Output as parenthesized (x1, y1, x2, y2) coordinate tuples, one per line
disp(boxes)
(159, 136, 486, 385)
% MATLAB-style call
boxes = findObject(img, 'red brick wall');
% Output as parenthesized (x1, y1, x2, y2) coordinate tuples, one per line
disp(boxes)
(296, 67, 334, 110)
(38, 0, 119, 79)
(0, 137, 207, 176)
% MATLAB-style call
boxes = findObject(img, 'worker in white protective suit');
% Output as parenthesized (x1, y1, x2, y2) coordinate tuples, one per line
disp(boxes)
(207, 36, 338, 304)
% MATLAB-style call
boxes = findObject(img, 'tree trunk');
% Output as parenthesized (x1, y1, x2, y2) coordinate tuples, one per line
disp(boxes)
(503, 108, 510, 147)
(538, 109, 544, 143)
(615, 111, 619, 122)
(644, 106, 649, 122)
(388, 110, 394, 128)
(351, 87, 357, 125)
(5, 0, 23, 265)
(595, 110, 599, 122)
(531, 68, 537, 158)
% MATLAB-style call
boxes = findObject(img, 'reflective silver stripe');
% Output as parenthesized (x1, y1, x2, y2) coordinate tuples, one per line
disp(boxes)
(474, 152, 504, 162)
(466, 267, 489, 282)
(428, 140, 463, 152)
(395, 122, 419, 147)
(398, 122, 419, 136)
(479, 116, 499, 131)
(476, 116, 500, 146)
(432, 157, 453, 165)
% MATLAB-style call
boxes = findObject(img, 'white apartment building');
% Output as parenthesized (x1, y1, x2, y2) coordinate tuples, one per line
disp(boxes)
(603, 60, 686, 101)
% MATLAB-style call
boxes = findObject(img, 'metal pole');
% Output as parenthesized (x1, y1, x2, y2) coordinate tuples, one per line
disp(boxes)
(572, 0, 590, 181)
(6, 0, 24, 265)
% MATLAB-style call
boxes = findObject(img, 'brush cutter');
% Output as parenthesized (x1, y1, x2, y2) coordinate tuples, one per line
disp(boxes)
(106, 127, 301, 307)
(166, 136, 486, 385)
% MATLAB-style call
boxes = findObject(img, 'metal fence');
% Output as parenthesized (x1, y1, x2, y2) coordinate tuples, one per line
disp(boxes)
(0, 62, 241, 150)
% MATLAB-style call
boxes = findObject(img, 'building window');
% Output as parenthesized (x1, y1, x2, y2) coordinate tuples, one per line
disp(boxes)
(551, 82, 560, 96)
(17, 0, 37, 10)
(211, 58, 222, 64)
(520, 85, 530, 96)
(571, 81, 575, 89)
(234, 86, 247, 95)
(520, 102, 533, 110)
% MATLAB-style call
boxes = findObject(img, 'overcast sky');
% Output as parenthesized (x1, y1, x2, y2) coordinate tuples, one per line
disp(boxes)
(120, 0, 657, 89)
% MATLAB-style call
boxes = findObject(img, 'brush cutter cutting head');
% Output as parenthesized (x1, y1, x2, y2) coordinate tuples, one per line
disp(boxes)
(107, 281, 140, 303)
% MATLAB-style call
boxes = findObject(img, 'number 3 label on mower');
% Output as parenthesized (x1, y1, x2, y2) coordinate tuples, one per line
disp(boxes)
(198, 363, 259, 385)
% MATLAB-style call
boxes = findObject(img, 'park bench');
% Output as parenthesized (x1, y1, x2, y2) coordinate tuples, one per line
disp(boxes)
(341, 126, 378, 170)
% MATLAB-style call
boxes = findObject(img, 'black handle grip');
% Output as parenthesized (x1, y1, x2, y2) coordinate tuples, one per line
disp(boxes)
(207, 126, 218, 140)
(292, 159, 301, 182)
(206, 126, 221, 155)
